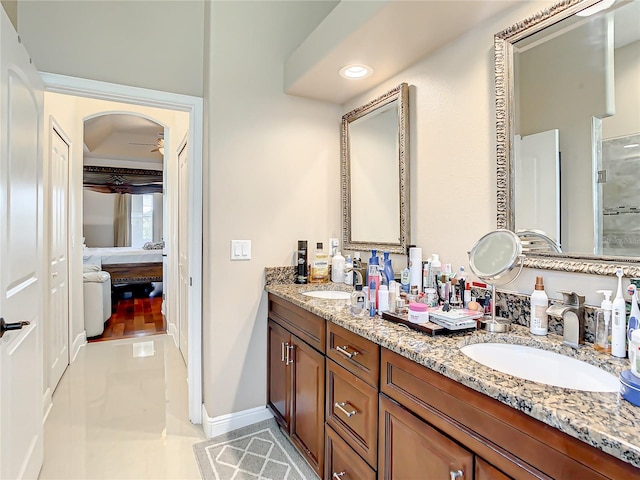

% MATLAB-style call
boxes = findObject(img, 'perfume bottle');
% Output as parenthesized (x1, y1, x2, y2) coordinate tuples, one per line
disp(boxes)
(350, 285, 366, 316)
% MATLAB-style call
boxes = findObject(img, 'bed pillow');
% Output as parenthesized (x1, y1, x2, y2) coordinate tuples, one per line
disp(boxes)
(143, 241, 164, 250)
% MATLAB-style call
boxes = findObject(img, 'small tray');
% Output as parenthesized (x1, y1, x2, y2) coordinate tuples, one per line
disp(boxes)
(381, 311, 477, 336)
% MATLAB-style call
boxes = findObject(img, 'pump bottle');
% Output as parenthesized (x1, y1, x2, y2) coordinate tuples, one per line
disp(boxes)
(612, 268, 627, 358)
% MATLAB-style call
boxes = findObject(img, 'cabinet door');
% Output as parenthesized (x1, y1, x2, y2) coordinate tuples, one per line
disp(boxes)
(325, 425, 376, 480)
(476, 458, 512, 480)
(291, 335, 325, 478)
(267, 319, 291, 431)
(379, 394, 473, 480)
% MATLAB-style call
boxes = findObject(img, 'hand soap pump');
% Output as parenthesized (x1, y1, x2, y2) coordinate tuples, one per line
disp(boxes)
(595, 290, 612, 354)
(612, 268, 627, 358)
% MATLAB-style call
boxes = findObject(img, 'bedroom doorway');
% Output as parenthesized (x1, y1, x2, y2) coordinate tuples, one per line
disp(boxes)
(43, 73, 203, 425)
(82, 113, 169, 343)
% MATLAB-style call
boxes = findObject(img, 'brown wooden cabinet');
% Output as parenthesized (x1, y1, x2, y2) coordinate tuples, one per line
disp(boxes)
(379, 393, 474, 480)
(267, 296, 325, 478)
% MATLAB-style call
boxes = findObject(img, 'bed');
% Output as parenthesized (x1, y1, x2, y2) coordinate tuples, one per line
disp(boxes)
(83, 247, 163, 285)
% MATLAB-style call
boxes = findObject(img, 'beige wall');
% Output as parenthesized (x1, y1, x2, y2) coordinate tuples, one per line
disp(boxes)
(203, 0, 341, 418)
(17, 1, 204, 97)
(1, 0, 16, 28)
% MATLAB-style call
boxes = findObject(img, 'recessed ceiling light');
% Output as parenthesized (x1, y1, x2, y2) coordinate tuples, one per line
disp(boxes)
(575, 0, 615, 17)
(339, 64, 373, 80)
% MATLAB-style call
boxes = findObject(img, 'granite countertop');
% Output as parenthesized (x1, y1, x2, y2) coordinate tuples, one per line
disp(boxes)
(265, 282, 640, 469)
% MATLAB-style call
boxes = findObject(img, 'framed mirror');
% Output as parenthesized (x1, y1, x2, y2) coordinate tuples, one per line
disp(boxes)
(495, 0, 640, 276)
(341, 83, 409, 254)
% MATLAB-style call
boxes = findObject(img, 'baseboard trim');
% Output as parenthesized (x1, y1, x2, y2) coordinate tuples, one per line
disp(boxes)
(166, 322, 178, 348)
(42, 387, 53, 424)
(202, 404, 274, 439)
(70, 332, 87, 363)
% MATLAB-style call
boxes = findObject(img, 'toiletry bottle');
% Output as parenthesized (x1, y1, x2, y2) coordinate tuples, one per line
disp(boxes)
(369, 278, 377, 316)
(350, 285, 366, 317)
(295, 240, 308, 284)
(409, 247, 423, 292)
(344, 255, 353, 285)
(368, 249, 381, 309)
(400, 263, 410, 294)
(627, 284, 640, 340)
(331, 251, 345, 283)
(430, 254, 442, 291)
(530, 276, 548, 335)
(388, 280, 397, 313)
(612, 268, 627, 358)
(382, 251, 394, 286)
(378, 284, 389, 314)
(309, 242, 329, 284)
(422, 260, 431, 293)
(595, 290, 612, 354)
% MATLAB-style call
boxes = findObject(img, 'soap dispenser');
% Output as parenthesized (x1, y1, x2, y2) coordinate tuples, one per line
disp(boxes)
(595, 290, 612, 354)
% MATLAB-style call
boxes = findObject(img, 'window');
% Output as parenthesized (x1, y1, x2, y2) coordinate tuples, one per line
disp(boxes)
(131, 194, 154, 248)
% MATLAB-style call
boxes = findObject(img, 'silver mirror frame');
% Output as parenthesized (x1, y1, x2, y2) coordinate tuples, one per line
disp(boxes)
(494, 0, 640, 277)
(341, 82, 410, 254)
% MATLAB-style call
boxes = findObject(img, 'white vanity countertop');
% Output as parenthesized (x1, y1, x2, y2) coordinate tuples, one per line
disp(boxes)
(265, 282, 640, 470)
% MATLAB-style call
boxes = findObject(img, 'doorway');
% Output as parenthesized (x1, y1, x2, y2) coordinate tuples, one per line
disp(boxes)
(43, 73, 203, 424)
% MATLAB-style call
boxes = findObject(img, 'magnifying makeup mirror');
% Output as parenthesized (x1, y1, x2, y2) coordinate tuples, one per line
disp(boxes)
(469, 229, 525, 332)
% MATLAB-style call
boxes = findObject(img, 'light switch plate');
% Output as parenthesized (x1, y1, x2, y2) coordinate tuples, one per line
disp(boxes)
(231, 240, 251, 260)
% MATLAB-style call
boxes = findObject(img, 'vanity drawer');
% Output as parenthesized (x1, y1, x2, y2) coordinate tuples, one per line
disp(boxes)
(325, 425, 376, 480)
(326, 322, 379, 387)
(268, 294, 325, 353)
(326, 359, 378, 468)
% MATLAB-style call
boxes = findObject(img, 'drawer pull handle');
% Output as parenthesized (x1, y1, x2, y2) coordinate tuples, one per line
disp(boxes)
(332, 472, 346, 479)
(450, 470, 463, 480)
(336, 345, 359, 358)
(285, 344, 294, 365)
(335, 401, 357, 418)
(281, 342, 286, 362)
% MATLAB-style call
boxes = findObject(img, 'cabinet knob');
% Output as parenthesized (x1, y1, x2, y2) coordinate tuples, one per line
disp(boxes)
(335, 345, 360, 359)
(332, 472, 346, 479)
(450, 469, 463, 480)
(334, 401, 357, 418)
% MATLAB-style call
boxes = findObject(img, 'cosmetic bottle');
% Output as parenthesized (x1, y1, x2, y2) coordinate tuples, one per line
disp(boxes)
(368, 249, 381, 308)
(388, 280, 397, 313)
(344, 255, 353, 285)
(378, 284, 389, 314)
(595, 290, 612, 354)
(409, 247, 423, 292)
(382, 251, 394, 286)
(530, 276, 548, 336)
(295, 240, 308, 284)
(430, 254, 442, 291)
(309, 242, 329, 284)
(331, 251, 345, 283)
(350, 285, 366, 317)
(368, 278, 377, 316)
(400, 266, 410, 293)
(627, 284, 640, 340)
(612, 268, 627, 358)
(422, 260, 431, 292)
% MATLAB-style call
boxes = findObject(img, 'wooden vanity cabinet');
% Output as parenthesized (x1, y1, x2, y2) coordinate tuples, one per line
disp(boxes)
(267, 295, 325, 478)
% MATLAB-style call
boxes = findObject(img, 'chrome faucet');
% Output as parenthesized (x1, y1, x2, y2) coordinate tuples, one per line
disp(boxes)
(546, 291, 585, 348)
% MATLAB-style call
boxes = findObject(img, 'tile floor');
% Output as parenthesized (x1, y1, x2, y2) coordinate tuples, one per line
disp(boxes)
(39, 335, 205, 479)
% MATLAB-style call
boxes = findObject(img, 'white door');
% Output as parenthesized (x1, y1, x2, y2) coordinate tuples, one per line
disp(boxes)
(0, 9, 45, 480)
(47, 124, 70, 393)
(178, 139, 189, 364)
(514, 130, 561, 245)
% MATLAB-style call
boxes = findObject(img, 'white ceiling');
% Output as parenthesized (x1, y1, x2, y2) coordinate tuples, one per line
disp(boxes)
(83, 114, 164, 166)
(284, 0, 520, 104)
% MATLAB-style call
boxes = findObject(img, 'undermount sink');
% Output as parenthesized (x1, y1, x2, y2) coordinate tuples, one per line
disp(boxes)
(301, 290, 351, 300)
(460, 343, 619, 392)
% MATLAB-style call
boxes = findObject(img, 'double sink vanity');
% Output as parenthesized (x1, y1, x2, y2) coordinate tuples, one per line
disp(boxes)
(265, 281, 640, 480)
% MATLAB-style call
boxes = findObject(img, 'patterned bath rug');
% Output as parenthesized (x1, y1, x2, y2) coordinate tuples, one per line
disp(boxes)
(193, 417, 318, 480)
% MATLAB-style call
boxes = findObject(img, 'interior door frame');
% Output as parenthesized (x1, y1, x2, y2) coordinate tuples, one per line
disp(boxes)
(41, 72, 204, 424)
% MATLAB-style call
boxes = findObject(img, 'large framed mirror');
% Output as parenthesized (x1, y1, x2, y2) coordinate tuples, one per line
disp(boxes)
(341, 83, 409, 254)
(495, 0, 640, 276)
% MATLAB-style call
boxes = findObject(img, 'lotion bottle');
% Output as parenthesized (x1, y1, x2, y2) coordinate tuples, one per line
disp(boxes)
(612, 268, 627, 358)
(530, 276, 549, 336)
(331, 251, 345, 283)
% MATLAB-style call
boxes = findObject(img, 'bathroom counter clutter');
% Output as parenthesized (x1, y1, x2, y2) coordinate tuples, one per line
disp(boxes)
(265, 282, 640, 471)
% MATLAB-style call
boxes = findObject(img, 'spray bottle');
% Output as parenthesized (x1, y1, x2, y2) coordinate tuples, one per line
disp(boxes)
(612, 268, 628, 358)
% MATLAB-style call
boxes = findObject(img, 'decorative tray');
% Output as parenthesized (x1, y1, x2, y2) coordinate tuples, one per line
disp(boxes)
(381, 311, 479, 336)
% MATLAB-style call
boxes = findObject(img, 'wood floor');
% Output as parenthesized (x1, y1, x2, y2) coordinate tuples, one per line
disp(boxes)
(89, 285, 165, 343)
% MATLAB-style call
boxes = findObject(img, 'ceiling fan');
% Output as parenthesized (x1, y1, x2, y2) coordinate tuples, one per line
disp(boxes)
(128, 132, 164, 153)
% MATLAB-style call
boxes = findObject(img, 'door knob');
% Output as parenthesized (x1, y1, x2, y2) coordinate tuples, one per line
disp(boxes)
(0, 318, 30, 338)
